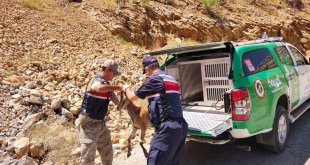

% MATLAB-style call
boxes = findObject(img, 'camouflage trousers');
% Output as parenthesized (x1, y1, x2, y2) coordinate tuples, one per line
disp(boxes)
(76, 114, 113, 165)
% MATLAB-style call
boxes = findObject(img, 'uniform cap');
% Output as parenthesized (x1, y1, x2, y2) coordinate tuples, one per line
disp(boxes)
(101, 59, 121, 75)
(142, 56, 159, 74)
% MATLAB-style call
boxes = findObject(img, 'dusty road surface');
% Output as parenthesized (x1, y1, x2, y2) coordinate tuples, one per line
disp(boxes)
(114, 111, 310, 165)
(181, 111, 310, 165)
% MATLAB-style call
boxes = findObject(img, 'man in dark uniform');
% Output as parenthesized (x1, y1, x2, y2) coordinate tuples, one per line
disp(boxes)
(77, 59, 125, 165)
(123, 56, 188, 165)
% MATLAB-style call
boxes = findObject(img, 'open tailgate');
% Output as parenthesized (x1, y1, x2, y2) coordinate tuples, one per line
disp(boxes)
(183, 106, 232, 137)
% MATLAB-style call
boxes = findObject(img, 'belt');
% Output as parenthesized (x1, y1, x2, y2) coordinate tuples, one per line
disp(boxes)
(162, 117, 184, 123)
(81, 113, 104, 123)
(155, 117, 185, 130)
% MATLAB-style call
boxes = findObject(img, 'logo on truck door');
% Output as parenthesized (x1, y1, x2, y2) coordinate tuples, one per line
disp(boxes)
(254, 78, 265, 100)
(268, 74, 283, 93)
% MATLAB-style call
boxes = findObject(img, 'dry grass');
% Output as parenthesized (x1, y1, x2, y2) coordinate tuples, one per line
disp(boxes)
(184, 38, 201, 45)
(20, 0, 44, 10)
(0, 53, 42, 77)
(201, 0, 220, 9)
(44, 7, 75, 26)
(102, 0, 151, 6)
(26, 118, 79, 164)
(115, 35, 138, 48)
(133, 0, 150, 5)
(102, 0, 116, 6)
(46, 18, 57, 25)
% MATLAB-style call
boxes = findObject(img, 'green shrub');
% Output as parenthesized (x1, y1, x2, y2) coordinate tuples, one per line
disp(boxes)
(166, 0, 176, 6)
(132, 0, 150, 5)
(201, 0, 220, 9)
(103, 0, 115, 6)
(114, 35, 136, 47)
(20, 0, 43, 10)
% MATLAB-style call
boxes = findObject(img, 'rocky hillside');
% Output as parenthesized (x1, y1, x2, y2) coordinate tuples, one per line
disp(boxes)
(0, 0, 309, 164)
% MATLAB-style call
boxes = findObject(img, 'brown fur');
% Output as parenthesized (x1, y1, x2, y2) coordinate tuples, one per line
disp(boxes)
(117, 92, 149, 158)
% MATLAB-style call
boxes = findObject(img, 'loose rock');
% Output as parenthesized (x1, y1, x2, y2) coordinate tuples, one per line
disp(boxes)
(13, 137, 30, 159)
(51, 98, 62, 110)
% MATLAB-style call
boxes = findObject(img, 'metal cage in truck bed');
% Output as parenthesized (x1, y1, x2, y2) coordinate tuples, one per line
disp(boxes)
(144, 42, 234, 142)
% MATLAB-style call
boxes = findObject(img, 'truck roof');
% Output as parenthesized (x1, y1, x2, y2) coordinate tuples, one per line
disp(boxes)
(144, 37, 283, 56)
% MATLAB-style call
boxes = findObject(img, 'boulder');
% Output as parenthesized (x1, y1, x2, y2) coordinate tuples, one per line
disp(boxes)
(22, 113, 45, 131)
(29, 95, 43, 105)
(61, 98, 71, 109)
(13, 103, 23, 112)
(30, 139, 45, 158)
(26, 82, 37, 89)
(13, 137, 30, 159)
(5, 145, 15, 156)
(0, 137, 5, 145)
(17, 155, 37, 165)
(70, 147, 81, 156)
(29, 90, 42, 97)
(62, 108, 74, 120)
(2, 75, 24, 87)
(20, 97, 30, 106)
(0, 157, 15, 165)
(7, 137, 17, 147)
(30, 61, 43, 68)
(12, 94, 22, 100)
(51, 98, 62, 110)
(69, 106, 80, 116)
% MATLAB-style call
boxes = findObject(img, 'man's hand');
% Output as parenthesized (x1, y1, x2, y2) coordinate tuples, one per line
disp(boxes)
(122, 84, 130, 92)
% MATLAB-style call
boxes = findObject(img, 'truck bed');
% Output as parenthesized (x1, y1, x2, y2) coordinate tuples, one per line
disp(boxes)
(183, 106, 232, 137)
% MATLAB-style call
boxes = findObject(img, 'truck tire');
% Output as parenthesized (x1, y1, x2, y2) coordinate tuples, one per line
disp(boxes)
(263, 106, 289, 153)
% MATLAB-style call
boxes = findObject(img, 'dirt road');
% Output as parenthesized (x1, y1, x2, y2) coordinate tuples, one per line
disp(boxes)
(181, 111, 310, 165)
(114, 111, 310, 165)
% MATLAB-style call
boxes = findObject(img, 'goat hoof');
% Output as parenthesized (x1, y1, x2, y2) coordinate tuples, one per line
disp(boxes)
(144, 152, 149, 158)
(127, 152, 131, 158)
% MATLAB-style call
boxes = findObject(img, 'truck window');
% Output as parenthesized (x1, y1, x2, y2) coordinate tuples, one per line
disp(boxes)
(242, 48, 277, 76)
(274, 46, 294, 66)
(288, 46, 306, 66)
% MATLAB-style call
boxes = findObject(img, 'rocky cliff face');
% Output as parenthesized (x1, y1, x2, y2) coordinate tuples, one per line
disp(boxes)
(104, 0, 310, 51)
(0, 0, 309, 164)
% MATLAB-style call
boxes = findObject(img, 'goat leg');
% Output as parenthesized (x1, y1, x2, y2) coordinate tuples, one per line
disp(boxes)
(140, 142, 149, 158)
(127, 144, 132, 158)
(127, 128, 137, 157)
(140, 129, 148, 158)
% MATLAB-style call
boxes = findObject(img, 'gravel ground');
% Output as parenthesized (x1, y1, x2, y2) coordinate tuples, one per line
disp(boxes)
(113, 111, 310, 165)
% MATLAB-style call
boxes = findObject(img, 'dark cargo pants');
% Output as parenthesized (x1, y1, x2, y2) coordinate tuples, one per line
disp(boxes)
(147, 119, 188, 165)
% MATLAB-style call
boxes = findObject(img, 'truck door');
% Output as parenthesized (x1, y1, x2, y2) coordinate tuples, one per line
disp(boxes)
(274, 46, 299, 110)
(287, 45, 310, 105)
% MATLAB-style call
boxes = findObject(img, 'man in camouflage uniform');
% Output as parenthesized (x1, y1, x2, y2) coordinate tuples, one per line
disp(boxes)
(76, 59, 124, 165)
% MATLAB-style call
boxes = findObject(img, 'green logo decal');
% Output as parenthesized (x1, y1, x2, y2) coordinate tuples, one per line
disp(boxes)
(254, 78, 265, 100)
(268, 74, 283, 93)
(268, 74, 282, 88)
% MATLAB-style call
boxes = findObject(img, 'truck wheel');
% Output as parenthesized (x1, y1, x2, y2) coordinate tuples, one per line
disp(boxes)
(264, 106, 289, 153)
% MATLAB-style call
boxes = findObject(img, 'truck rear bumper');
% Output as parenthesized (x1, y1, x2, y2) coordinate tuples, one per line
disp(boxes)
(187, 135, 232, 145)
(230, 128, 272, 138)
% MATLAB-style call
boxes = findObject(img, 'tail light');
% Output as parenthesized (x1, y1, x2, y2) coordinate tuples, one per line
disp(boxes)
(231, 88, 251, 121)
